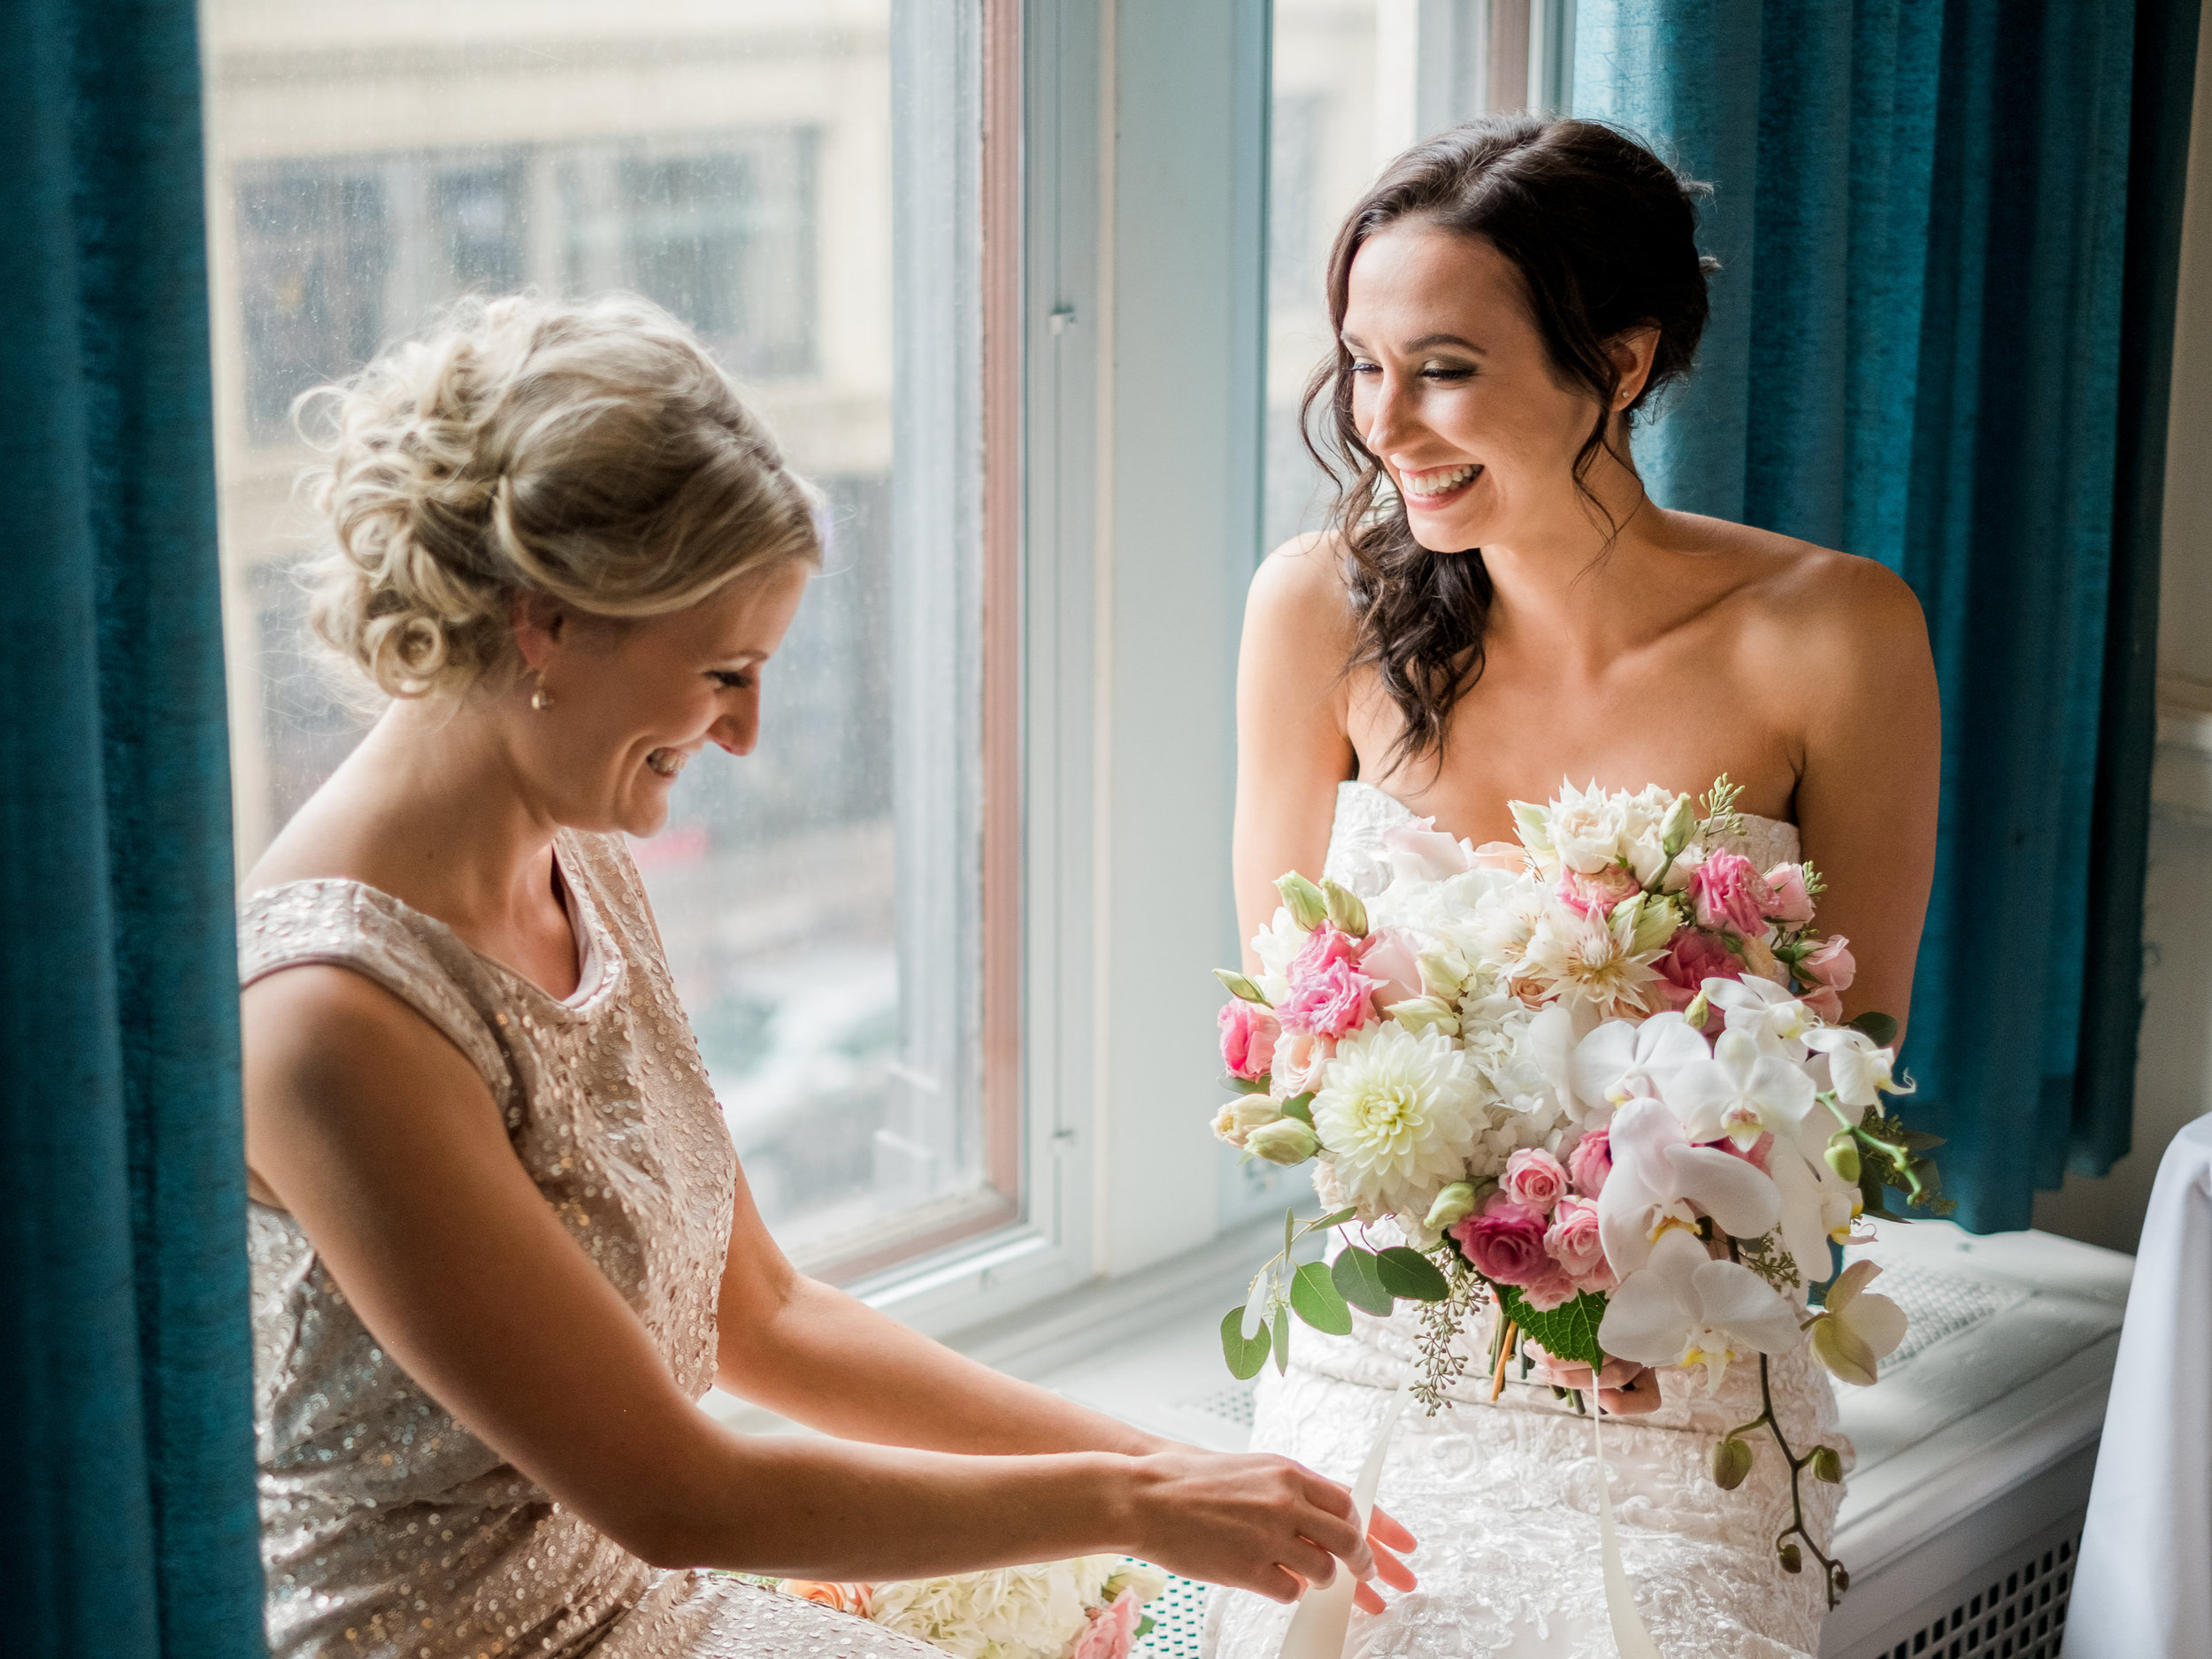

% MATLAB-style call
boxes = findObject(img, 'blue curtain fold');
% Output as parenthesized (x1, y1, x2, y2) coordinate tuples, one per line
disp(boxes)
(0, 1, 265, 1654)
(1574, 0, 2199, 1232)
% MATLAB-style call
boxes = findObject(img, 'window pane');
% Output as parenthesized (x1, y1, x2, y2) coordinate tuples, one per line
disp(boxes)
(204, 1, 995, 1277)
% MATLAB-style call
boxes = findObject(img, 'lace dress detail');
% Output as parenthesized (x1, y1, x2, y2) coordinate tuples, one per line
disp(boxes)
(241, 830, 937, 1659)
(1206, 783, 1846, 1659)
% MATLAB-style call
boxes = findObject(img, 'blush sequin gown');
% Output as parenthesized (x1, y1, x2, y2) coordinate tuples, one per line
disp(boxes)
(242, 830, 938, 1659)
(1205, 782, 1849, 1659)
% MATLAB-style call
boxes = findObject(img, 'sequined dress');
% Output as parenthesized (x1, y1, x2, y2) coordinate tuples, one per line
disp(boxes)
(242, 830, 938, 1659)
(1206, 782, 1849, 1659)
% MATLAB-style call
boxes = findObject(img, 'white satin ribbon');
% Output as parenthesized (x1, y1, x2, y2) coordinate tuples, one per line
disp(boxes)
(1275, 1384, 1409, 1659)
(1592, 1387, 1662, 1657)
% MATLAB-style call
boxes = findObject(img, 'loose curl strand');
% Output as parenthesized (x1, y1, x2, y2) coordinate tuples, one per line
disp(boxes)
(1306, 115, 1717, 773)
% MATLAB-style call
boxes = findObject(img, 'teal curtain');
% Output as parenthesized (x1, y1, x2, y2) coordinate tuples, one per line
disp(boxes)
(0, 0, 265, 1654)
(1574, 0, 2200, 1232)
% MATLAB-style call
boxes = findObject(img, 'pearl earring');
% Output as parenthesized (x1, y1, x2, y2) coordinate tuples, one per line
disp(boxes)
(531, 672, 554, 712)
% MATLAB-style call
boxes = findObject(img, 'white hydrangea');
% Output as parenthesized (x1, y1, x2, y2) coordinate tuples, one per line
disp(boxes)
(1311, 1023, 1486, 1217)
(870, 1555, 1118, 1659)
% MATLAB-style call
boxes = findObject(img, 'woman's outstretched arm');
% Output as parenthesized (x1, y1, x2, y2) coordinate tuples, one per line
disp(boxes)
(242, 964, 1396, 1601)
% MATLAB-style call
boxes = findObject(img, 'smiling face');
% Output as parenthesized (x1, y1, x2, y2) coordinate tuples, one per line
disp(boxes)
(511, 561, 811, 838)
(1341, 221, 1642, 556)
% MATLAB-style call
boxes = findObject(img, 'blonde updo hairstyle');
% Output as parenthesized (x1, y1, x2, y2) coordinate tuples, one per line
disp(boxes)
(303, 292, 821, 700)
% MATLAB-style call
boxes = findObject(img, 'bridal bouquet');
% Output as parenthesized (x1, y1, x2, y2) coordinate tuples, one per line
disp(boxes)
(1210, 778, 1947, 1602)
(777, 1556, 1167, 1659)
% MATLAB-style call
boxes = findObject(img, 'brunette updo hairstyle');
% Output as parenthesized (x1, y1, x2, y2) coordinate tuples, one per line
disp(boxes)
(302, 292, 822, 700)
(1310, 115, 1715, 770)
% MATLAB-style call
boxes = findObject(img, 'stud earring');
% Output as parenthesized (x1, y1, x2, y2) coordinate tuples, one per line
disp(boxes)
(530, 671, 554, 712)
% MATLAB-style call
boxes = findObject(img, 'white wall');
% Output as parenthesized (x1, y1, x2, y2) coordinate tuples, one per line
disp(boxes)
(2031, 0, 2212, 1255)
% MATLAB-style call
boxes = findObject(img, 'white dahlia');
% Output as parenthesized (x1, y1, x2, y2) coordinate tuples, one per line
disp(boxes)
(1312, 1023, 1486, 1216)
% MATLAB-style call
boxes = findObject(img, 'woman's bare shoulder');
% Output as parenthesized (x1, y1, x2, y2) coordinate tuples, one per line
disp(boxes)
(1671, 515, 1929, 665)
(1247, 531, 1357, 642)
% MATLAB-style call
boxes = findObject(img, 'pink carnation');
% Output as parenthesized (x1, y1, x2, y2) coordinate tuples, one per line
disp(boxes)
(1514, 1263, 1583, 1310)
(1288, 923, 1364, 978)
(1764, 864, 1817, 926)
(1656, 928, 1745, 1002)
(1071, 1590, 1145, 1659)
(1545, 1194, 1614, 1290)
(1555, 863, 1642, 919)
(1567, 1128, 1612, 1197)
(1217, 1000, 1279, 1081)
(1687, 850, 1775, 936)
(1502, 1148, 1570, 1214)
(1450, 1196, 1552, 1286)
(1277, 956, 1379, 1038)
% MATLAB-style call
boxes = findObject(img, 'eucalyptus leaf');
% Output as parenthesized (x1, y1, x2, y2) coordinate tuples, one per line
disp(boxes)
(1305, 1206, 1357, 1233)
(1375, 1246, 1451, 1302)
(1847, 1010, 1900, 1048)
(1272, 1304, 1292, 1374)
(1279, 1092, 1316, 1125)
(1494, 1283, 1607, 1371)
(1220, 1305, 1270, 1379)
(1332, 1247, 1396, 1316)
(1289, 1260, 1355, 1334)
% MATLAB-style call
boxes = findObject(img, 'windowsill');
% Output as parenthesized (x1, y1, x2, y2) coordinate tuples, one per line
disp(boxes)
(2153, 673, 2212, 814)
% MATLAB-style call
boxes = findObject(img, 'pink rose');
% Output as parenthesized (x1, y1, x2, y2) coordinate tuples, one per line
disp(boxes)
(1764, 863, 1817, 926)
(1217, 1000, 1280, 1080)
(781, 1581, 875, 1617)
(1656, 928, 1745, 1002)
(1687, 850, 1775, 936)
(1799, 934, 1856, 992)
(1071, 1590, 1144, 1659)
(1382, 818, 1476, 882)
(1277, 956, 1379, 1038)
(1802, 987, 1844, 1023)
(1449, 1196, 1553, 1286)
(1555, 863, 1642, 919)
(1567, 1128, 1612, 1197)
(1271, 1028, 1336, 1096)
(1502, 1147, 1570, 1214)
(1544, 1194, 1613, 1287)
(1356, 926, 1425, 1015)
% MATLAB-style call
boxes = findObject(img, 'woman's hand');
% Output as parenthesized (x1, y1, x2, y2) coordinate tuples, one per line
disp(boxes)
(1523, 1341, 1664, 1417)
(1123, 1449, 1417, 1610)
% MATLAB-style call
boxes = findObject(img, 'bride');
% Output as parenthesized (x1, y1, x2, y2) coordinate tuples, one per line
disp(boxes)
(1206, 117, 1939, 1658)
(237, 293, 1415, 1658)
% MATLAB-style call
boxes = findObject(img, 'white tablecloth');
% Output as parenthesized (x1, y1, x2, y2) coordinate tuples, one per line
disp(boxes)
(2064, 1112, 2212, 1657)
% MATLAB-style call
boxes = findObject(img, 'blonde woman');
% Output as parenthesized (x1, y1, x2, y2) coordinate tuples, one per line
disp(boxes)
(240, 295, 1414, 1659)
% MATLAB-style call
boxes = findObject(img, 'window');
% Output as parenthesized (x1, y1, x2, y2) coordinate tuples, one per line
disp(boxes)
(205, 2, 1015, 1284)
(1263, 0, 1575, 553)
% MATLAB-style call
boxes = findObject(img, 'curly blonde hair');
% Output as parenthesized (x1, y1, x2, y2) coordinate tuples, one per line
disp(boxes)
(301, 292, 821, 699)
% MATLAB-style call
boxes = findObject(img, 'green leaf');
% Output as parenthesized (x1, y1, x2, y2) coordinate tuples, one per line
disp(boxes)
(1272, 1304, 1292, 1374)
(1279, 1092, 1316, 1125)
(1375, 1246, 1450, 1302)
(1332, 1247, 1397, 1316)
(1220, 1305, 1271, 1379)
(1134, 1617, 1155, 1641)
(1305, 1206, 1358, 1233)
(1495, 1284, 1608, 1371)
(1847, 1010, 1900, 1048)
(1219, 1071, 1272, 1096)
(1897, 1129, 1947, 1152)
(1290, 1260, 1355, 1334)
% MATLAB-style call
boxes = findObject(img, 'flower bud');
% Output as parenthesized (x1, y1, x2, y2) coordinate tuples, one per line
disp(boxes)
(1321, 879, 1369, 937)
(1709, 1437, 1755, 1492)
(1832, 1565, 1851, 1594)
(1213, 967, 1270, 1005)
(1417, 947, 1470, 1000)
(1276, 873, 1327, 932)
(1246, 1118, 1320, 1166)
(1810, 1445, 1844, 1485)
(1683, 987, 1713, 1032)
(1387, 995, 1461, 1039)
(1210, 1096, 1284, 1149)
(1509, 799, 1554, 856)
(1627, 892, 1683, 955)
(1824, 1133, 1862, 1185)
(1660, 794, 1697, 858)
(1424, 1181, 1479, 1232)
(1778, 1543, 1803, 1575)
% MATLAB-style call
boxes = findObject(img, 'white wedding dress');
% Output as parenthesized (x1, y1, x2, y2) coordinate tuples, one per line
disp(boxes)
(1204, 781, 1849, 1659)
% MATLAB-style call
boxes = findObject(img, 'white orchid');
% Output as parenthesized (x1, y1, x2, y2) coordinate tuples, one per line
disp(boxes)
(1701, 974, 1815, 1059)
(1664, 1028, 1825, 1160)
(1802, 1025, 1912, 1110)
(1570, 1013, 1712, 1117)
(1807, 1259, 1908, 1386)
(1596, 1097, 1782, 1277)
(1598, 1227, 1809, 1393)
